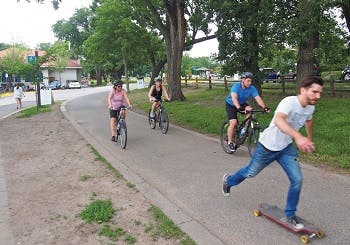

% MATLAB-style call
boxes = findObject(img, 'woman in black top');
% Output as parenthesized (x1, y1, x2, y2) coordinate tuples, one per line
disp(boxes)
(148, 77, 170, 118)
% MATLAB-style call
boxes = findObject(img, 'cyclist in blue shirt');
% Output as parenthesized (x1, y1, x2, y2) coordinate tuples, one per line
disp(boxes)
(225, 72, 269, 152)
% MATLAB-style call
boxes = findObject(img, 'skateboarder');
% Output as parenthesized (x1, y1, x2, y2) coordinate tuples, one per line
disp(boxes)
(222, 75, 324, 230)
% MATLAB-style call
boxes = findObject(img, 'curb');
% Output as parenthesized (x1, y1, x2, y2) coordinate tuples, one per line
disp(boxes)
(0, 146, 15, 245)
(60, 97, 225, 245)
(0, 92, 13, 98)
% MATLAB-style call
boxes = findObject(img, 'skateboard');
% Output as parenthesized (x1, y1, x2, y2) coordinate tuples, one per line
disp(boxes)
(253, 203, 325, 244)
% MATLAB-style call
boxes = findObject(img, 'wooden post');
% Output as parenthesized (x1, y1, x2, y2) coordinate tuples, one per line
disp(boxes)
(224, 76, 228, 91)
(185, 75, 188, 87)
(281, 76, 286, 94)
(209, 76, 212, 89)
(195, 77, 199, 89)
(329, 73, 335, 96)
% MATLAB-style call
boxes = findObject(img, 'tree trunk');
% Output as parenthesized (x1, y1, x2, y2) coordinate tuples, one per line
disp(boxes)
(164, 1, 185, 101)
(296, 0, 320, 87)
(242, 23, 261, 95)
(122, 51, 130, 92)
(149, 59, 167, 88)
(95, 67, 102, 85)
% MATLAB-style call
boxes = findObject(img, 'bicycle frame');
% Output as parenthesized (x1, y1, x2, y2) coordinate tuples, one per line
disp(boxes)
(113, 107, 128, 149)
(236, 111, 260, 143)
(148, 101, 169, 134)
(220, 109, 265, 157)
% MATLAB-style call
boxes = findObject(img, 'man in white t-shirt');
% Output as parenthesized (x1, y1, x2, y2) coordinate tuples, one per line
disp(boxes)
(13, 83, 25, 109)
(222, 75, 324, 230)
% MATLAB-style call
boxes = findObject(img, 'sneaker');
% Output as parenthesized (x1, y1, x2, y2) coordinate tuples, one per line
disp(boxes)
(228, 143, 236, 152)
(150, 111, 155, 118)
(222, 173, 230, 197)
(111, 136, 115, 141)
(287, 216, 304, 230)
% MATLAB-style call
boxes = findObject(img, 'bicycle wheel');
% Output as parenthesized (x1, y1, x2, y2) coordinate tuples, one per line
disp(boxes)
(159, 108, 169, 134)
(220, 121, 234, 154)
(114, 121, 119, 142)
(148, 109, 156, 129)
(247, 126, 264, 157)
(119, 122, 127, 149)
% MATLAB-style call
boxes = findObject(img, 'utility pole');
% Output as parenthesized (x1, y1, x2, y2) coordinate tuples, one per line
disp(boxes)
(35, 50, 41, 109)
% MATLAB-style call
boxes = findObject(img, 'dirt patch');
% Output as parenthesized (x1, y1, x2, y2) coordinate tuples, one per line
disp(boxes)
(0, 105, 187, 244)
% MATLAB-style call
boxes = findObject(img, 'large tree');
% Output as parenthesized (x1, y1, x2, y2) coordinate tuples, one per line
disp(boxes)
(138, 0, 216, 100)
(213, 0, 275, 93)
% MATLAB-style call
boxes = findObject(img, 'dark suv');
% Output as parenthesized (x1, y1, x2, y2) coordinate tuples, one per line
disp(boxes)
(341, 67, 350, 81)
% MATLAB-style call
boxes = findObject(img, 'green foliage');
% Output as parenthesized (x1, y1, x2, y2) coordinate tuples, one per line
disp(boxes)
(124, 234, 137, 244)
(80, 175, 91, 181)
(88, 144, 123, 179)
(0, 46, 33, 78)
(99, 224, 125, 241)
(17, 105, 51, 118)
(145, 205, 196, 244)
(80, 199, 115, 223)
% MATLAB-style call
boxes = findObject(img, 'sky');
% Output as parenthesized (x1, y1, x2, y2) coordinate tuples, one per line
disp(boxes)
(0, 0, 218, 57)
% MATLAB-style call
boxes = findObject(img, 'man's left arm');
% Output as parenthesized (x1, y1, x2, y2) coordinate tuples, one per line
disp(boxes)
(304, 119, 313, 140)
(255, 96, 269, 112)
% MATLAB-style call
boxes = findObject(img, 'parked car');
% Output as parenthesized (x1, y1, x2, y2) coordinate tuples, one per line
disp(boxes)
(341, 67, 350, 81)
(259, 68, 280, 83)
(283, 70, 297, 81)
(67, 80, 81, 89)
(48, 80, 61, 90)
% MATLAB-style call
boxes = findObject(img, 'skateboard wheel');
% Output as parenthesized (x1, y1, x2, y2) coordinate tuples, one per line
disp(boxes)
(253, 209, 261, 217)
(300, 235, 309, 244)
(316, 230, 325, 238)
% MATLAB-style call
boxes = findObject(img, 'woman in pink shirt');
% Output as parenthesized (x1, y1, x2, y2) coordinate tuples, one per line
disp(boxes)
(108, 80, 132, 141)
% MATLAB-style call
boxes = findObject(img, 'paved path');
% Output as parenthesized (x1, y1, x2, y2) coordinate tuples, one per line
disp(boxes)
(62, 92, 350, 245)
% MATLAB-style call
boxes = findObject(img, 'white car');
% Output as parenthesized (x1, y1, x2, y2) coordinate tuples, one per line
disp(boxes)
(67, 80, 81, 89)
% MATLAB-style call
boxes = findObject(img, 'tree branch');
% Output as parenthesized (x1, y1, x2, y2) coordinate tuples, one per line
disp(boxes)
(185, 34, 217, 47)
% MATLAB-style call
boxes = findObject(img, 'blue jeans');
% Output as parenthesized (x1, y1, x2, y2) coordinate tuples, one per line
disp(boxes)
(226, 143, 303, 218)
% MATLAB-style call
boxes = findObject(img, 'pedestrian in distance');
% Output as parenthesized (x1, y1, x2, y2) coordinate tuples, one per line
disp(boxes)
(148, 77, 170, 118)
(225, 72, 270, 152)
(222, 75, 324, 230)
(14, 83, 25, 109)
(108, 80, 132, 142)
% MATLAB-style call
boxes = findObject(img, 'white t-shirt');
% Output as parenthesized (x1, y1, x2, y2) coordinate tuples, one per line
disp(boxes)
(13, 87, 24, 99)
(259, 96, 314, 151)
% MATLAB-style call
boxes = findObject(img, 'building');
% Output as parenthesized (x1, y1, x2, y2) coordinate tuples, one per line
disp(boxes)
(0, 48, 82, 88)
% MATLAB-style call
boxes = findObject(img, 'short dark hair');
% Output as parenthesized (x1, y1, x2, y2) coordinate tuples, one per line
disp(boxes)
(299, 75, 324, 90)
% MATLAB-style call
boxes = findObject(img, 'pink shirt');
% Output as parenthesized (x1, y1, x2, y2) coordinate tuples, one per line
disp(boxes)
(110, 88, 126, 109)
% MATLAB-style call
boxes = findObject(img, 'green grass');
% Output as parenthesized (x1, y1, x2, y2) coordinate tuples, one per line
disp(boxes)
(16, 105, 51, 118)
(99, 224, 125, 241)
(80, 175, 91, 181)
(80, 199, 115, 223)
(147, 205, 196, 244)
(87, 144, 123, 179)
(130, 85, 350, 170)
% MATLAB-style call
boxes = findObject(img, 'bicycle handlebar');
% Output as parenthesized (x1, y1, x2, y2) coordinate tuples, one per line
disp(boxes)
(240, 109, 267, 115)
(111, 106, 131, 111)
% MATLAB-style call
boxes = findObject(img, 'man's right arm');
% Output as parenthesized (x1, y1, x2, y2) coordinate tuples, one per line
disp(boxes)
(274, 112, 315, 153)
(231, 93, 241, 110)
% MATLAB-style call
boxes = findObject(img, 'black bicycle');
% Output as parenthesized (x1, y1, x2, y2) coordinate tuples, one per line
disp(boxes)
(220, 109, 266, 157)
(114, 107, 128, 149)
(148, 100, 169, 134)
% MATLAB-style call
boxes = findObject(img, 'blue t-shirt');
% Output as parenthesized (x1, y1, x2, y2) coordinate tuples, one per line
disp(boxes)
(225, 82, 259, 106)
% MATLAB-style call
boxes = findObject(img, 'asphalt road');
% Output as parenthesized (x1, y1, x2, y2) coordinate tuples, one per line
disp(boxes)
(63, 91, 350, 245)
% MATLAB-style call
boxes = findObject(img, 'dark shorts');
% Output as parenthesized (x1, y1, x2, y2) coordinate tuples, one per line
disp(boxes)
(109, 106, 126, 118)
(225, 102, 247, 120)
